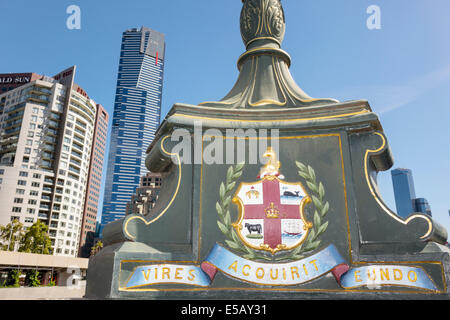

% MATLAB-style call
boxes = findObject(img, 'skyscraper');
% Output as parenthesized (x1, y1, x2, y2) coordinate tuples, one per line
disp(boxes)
(391, 168, 416, 218)
(100, 27, 165, 231)
(0, 66, 108, 257)
(391, 168, 432, 218)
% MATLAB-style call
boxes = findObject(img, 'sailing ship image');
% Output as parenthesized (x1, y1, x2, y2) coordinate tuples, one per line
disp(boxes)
(281, 219, 306, 247)
(283, 220, 303, 236)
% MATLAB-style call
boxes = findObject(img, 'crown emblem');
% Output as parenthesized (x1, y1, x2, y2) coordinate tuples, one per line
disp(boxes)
(265, 202, 280, 219)
(246, 187, 260, 200)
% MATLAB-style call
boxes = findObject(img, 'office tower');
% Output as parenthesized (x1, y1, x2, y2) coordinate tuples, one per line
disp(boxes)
(78, 104, 109, 257)
(414, 198, 432, 217)
(100, 27, 165, 231)
(0, 66, 108, 257)
(126, 172, 162, 217)
(391, 168, 432, 218)
(391, 168, 416, 218)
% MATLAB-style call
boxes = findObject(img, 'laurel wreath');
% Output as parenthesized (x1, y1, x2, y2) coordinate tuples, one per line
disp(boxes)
(276, 162, 330, 261)
(216, 161, 330, 262)
(216, 163, 272, 261)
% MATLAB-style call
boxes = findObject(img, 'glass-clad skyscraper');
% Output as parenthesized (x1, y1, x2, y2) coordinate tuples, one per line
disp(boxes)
(101, 27, 165, 231)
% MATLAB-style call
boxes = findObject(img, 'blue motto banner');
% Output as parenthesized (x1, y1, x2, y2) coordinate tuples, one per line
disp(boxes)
(124, 243, 437, 291)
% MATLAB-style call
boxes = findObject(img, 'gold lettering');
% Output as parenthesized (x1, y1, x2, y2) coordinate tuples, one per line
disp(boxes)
(228, 261, 238, 273)
(310, 260, 319, 271)
(354, 270, 362, 283)
(270, 269, 278, 280)
(187, 269, 196, 282)
(175, 268, 183, 280)
(367, 269, 376, 281)
(142, 269, 151, 282)
(303, 264, 309, 276)
(393, 269, 403, 281)
(283, 268, 287, 280)
(242, 265, 251, 277)
(162, 267, 170, 280)
(291, 267, 300, 279)
(380, 268, 390, 281)
(155, 267, 158, 279)
(256, 268, 265, 279)
(408, 271, 417, 283)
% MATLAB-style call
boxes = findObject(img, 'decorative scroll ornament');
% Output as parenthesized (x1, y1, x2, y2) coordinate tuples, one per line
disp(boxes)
(200, 0, 339, 109)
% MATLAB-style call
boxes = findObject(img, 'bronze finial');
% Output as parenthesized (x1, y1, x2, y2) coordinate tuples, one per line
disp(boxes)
(199, 0, 338, 109)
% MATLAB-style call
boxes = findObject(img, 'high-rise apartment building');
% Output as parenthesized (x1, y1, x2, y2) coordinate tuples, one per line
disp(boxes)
(0, 66, 108, 257)
(78, 103, 109, 257)
(101, 27, 165, 231)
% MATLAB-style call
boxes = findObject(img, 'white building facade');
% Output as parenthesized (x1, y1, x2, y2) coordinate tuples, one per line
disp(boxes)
(0, 66, 101, 257)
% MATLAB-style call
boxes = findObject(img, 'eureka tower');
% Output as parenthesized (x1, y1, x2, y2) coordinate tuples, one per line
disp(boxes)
(101, 27, 165, 231)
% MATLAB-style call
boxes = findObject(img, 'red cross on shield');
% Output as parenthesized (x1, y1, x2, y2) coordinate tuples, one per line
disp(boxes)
(232, 176, 312, 255)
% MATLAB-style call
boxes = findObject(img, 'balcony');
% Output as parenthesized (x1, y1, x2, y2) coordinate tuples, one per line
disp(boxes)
(69, 165, 80, 174)
(25, 94, 50, 103)
(44, 137, 57, 144)
(38, 213, 49, 219)
(72, 143, 83, 153)
(42, 187, 52, 193)
(40, 204, 50, 210)
(74, 127, 85, 136)
(72, 135, 84, 144)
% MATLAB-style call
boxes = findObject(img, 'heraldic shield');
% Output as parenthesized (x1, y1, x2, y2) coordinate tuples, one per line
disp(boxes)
(232, 148, 313, 255)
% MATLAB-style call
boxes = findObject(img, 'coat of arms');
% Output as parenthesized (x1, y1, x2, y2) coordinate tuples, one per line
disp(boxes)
(232, 148, 312, 254)
(216, 147, 330, 262)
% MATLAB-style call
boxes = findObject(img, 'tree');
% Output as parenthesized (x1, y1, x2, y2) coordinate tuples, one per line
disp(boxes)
(19, 220, 52, 255)
(6, 269, 21, 288)
(0, 219, 24, 251)
(90, 241, 103, 256)
(25, 270, 40, 287)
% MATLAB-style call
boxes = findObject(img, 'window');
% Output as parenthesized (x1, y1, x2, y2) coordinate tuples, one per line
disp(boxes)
(16, 189, 25, 195)
(25, 217, 34, 223)
(31, 182, 40, 188)
(32, 107, 39, 114)
(26, 140, 33, 146)
(30, 191, 39, 196)
(32, 173, 41, 179)
(0, 169, 4, 175)
(14, 198, 23, 204)
(19, 171, 28, 177)
(28, 200, 37, 205)
(27, 131, 34, 138)
(12, 207, 21, 213)
(27, 208, 36, 214)
(18, 180, 26, 186)
(11, 216, 20, 221)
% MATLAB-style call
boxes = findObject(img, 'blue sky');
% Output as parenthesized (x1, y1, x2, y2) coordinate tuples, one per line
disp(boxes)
(1, 1, 449, 234)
